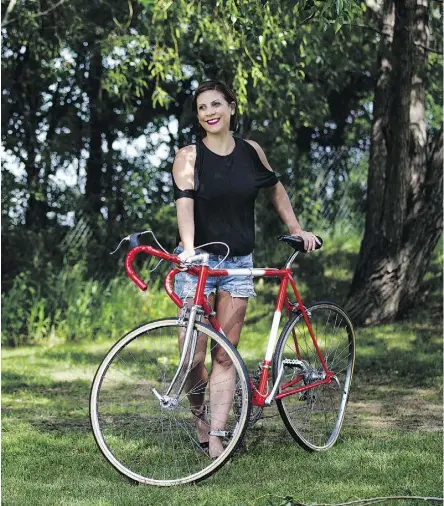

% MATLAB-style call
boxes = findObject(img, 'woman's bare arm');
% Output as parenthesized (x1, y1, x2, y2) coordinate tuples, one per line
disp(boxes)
(172, 145, 197, 254)
(246, 140, 320, 251)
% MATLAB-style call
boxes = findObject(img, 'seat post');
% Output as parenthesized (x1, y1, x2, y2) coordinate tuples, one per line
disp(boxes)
(285, 250, 299, 269)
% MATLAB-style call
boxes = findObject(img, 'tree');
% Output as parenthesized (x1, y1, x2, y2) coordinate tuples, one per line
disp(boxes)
(0, 0, 386, 286)
(345, 0, 443, 325)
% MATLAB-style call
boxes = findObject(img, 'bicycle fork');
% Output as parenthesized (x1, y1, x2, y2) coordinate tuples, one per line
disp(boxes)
(151, 306, 202, 408)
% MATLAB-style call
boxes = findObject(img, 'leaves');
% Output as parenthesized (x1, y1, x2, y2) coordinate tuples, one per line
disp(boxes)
(2, 0, 441, 324)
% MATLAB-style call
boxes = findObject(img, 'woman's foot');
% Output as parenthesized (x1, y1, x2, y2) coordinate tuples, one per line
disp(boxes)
(191, 406, 210, 448)
(208, 433, 225, 459)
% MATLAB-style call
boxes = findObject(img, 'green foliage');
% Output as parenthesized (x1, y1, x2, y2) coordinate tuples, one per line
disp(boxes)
(1, 259, 175, 346)
(2, 271, 42, 346)
(3, 229, 441, 347)
(2, 0, 442, 333)
(426, 5, 444, 132)
(132, 0, 366, 111)
(0, 0, 377, 252)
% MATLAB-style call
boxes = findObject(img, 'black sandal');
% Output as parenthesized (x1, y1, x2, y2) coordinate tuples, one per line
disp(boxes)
(191, 406, 210, 449)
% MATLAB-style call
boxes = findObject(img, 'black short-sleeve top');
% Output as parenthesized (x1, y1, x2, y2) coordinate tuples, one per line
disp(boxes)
(172, 136, 278, 256)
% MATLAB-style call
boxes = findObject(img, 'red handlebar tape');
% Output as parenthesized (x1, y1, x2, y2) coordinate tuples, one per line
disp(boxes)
(125, 245, 179, 291)
(125, 246, 189, 308)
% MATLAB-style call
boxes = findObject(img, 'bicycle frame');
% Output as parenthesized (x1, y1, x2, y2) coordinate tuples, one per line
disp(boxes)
(125, 245, 336, 408)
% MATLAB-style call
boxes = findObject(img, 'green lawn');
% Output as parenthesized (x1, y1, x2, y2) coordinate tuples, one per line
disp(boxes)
(3, 313, 442, 506)
(2, 238, 443, 505)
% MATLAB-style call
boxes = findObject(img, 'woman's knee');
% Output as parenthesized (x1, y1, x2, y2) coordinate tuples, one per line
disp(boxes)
(212, 347, 233, 368)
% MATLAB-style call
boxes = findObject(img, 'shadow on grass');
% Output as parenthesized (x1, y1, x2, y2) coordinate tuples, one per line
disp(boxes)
(296, 249, 358, 302)
(40, 348, 111, 366)
(356, 325, 442, 386)
(31, 416, 92, 434)
(2, 370, 92, 432)
(2, 371, 91, 396)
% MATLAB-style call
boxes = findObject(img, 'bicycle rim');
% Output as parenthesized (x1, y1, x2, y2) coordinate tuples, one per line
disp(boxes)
(273, 302, 355, 451)
(90, 318, 251, 486)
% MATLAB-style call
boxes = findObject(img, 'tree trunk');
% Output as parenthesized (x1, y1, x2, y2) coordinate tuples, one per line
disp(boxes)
(85, 45, 104, 217)
(22, 46, 49, 230)
(104, 128, 124, 239)
(345, 0, 442, 325)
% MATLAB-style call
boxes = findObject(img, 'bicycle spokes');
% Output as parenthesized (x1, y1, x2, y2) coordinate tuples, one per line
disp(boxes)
(273, 302, 355, 451)
(90, 319, 251, 486)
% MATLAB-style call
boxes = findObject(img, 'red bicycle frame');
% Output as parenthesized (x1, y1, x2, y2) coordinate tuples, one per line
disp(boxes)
(125, 245, 336, 408)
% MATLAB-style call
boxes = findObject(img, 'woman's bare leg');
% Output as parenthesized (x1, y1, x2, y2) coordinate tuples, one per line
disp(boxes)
(209, 291, 248, 458)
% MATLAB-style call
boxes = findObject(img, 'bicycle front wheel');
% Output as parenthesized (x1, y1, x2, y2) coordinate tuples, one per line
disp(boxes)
(90, 318, 251, 486)
(273, 302, 355, 451)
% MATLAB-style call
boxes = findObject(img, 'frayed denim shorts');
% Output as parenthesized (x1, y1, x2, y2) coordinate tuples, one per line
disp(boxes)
(173, 246, 256, 300)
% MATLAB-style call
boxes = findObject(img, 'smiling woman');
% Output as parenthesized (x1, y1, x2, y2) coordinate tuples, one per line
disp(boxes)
(171, 79, 320, 459)
(193, 81, 239, 139)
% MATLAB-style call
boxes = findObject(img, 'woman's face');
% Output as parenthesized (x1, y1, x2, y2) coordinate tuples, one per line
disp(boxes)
(196, 90, 234, 135)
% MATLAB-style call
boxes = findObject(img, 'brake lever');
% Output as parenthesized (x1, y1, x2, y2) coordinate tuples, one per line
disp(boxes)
(110, 235, 131, 255)
(110, 232, 142, 255)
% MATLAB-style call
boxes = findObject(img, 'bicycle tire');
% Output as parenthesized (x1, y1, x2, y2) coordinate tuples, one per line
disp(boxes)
(273, 302, 355, 451)
(90, 318, 251, 486)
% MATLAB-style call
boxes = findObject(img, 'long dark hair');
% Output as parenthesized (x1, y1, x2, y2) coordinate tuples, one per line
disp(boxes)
(192, 80, 239, 137)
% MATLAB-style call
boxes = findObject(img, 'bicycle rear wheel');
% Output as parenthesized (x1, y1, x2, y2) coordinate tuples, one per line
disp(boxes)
(273, 302, 355, 451)
(90, 318, 251, 486)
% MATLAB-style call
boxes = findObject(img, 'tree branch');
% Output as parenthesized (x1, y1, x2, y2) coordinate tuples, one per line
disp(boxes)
(298, 10, 316, 25)
(344, 23, 443, 55)
(111, 0, 134, 30)
(2, 0, 68, 27)
(30, 0, 67, 19)
(1, 0, 18, 27)
(254, 495, 444, 506)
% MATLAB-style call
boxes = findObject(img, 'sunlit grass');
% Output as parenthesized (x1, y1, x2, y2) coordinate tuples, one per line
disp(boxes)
(3, 297, 442, 505)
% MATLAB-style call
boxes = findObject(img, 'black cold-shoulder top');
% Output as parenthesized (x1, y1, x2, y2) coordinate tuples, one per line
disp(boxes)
(172, 136, 278, 256)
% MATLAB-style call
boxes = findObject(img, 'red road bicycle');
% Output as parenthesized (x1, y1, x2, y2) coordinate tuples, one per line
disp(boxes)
(90, 232, 355, 486)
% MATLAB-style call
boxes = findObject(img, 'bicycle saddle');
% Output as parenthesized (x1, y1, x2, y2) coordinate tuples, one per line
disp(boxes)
(278, 234, 323, 253)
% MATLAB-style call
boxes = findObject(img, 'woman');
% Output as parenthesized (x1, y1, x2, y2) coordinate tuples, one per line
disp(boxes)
(172, 80, 320, 459)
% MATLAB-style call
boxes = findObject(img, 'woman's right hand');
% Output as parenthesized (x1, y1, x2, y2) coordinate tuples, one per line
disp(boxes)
(177, 248, 196, 270)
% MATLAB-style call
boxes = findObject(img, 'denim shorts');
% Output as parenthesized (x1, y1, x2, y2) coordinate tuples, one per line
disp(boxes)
(173, 246, 256, 300)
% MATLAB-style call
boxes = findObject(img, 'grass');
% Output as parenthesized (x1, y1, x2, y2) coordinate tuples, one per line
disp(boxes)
(3, 323, 442, 505)
(2, 237, 443, 506)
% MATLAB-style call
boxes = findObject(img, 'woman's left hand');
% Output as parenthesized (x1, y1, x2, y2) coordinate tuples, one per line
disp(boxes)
(292, 230, 321, 252)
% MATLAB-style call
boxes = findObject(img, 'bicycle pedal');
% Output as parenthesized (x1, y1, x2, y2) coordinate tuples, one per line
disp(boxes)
(282, 359, 305, 369)
(209, 430, 231, 438)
